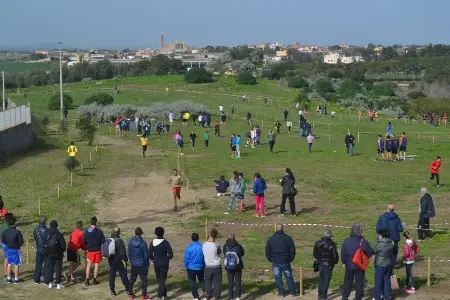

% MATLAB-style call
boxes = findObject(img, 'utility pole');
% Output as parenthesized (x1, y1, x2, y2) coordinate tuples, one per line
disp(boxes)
(59, 42, 64, 121)
(2, 71, 5, 111)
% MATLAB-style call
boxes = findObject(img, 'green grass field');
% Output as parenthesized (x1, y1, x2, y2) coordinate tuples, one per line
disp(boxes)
(1, 76, 449, 299)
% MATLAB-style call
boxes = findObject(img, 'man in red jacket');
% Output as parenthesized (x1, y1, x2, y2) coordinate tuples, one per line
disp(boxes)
(66, 221, 86, 282)
(429, 156, 441, 187)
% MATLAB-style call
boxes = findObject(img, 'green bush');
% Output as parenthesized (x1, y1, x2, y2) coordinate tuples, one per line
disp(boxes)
(48, 93, 73, 110)
(372, 84, 395, 97)
(184, 68, 214, 83)
(327, 70, 343, 79)
(287, 76, 309, 88)
(408, 91, 427, 99)
(315, 79, 334, 97)
(236, 72, 257, 85)
(84, 93, 115, 105)
(339, 79, 361, 98)
(75, 117, 97, 145)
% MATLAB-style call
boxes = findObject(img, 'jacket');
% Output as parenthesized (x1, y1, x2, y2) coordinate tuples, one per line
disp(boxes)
(223, 239, 245, 271)
(229, 178, 242, 194)
(83, 226, 105, 252)
(68, 228, 87, 251)
(1, 226, 24, 250)
(341, 236, 373, 270)
(430, 159, 441, 174)
(345, 134, 355, 145)
(265, 231, 296, 265)
(0, 222, 9, 243)
(376, 211, 404, 242)
(373, 237, 394, 268)
(149, 238, 173, 268)
(46, 227, 67, 259)
(108, 233, 128, 265)
(420, 193, 435, 219)
(253, 178, 267, 196)
(313, 237, 339, 266)
(184, 241, 205, 271)
(402, 239, 419, 264)
(33, 224, 48, 254)
(214, 179, 229, 193)
(280, 174, 295, 195)
(128, 236, 149, 267)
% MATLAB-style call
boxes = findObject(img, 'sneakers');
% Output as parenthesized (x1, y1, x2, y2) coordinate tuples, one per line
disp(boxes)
(13, 279, 19, 284)
(406, 288, 416, 293)
(57, 284, 64, 290)
(48, 283, 53, 289)
(92, 278, 100, 285)
(7, 277, 13, 284)
(141, 296, 151, 300)
(224, 211, 230, 215)
(111, 289, 117, 296)
(85, 279, 90, 286)
(128, 294, 136, 300)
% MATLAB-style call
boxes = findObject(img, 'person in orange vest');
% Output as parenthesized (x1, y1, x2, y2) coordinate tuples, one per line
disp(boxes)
(429, 156, 441, 187)
(358, 111, 362, 122)
(67, 141, 78, 171)
(374, 111, 379, 122)
(443, 113, 447, 125)
(368, 110, 374, 122)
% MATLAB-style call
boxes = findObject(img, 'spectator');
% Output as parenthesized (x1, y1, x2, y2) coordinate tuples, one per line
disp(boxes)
(253, 173, 267, 218)
(128, 227, 149, 300)
(44, 220, 66, 289)
(268, 129, 276, 154)
(223, 234, 245, 300)
(184, 233, 205, 300)
(372, 228, 394, 300)
(214, 176, 229, 197)
(33, 216, 48, 284)
(66, 221, 86, 283)
(265, 224, 298, 297)
(84, 216, 105, 286)
(225, 171, 242, 215)
(238, 173, 247, 212)
(418, 187, 435, 240)
(280, 168, 296, 216)
(283, 108, 289, 121)
(0, 196, 8, 217)
(313, 230, 339, 300)
(0, 212, 13, 279)
(307, 133, 314, 153)
(376, 205, 404, 272)
(341, 223, 373, 300)
(402, 231, 419, 294)
(108, 226, 130, 297)
(246, 111, 252, 125)
(149, 227, 174, 300)
(1, 216, 24, 284)
(202, 229, 222, 300)
(345, 132, 355, 156)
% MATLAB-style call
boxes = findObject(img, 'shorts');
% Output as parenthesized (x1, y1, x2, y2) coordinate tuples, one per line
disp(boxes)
(239, 193, 245, 200)
(172, 186, 181, 193)
(399, 146, 406, 151)
(178, 143, 184, 149)
(377, 149, 384, 154)
(6, 249, 22, 266)
(183, 119, 187, 123)
(67, 248, 80, 263)
(142, 145, 148, 151)
(231, 146, 236, 151)
(86, 251, 102, 264)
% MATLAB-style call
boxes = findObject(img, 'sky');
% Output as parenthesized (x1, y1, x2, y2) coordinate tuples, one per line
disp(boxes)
(1, 0, 450, 49)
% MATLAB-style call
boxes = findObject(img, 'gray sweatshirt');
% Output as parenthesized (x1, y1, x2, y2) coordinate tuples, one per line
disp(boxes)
(203, 241, 221, 268)
(229, 178, 242, 194)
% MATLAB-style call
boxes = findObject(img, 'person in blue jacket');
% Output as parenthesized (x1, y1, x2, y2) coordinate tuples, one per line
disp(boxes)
(214, 176, 229, 196)
(184, 232, 205, 300)
(253, 173, 267, 217)
(341, 223, 373, 300)
(128, 227, 150, 300)
(387, 122, 393, 135)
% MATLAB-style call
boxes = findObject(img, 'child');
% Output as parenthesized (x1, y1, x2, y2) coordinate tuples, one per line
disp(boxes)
(399, 132, 407, 160)
(392, 136, 399, 161)
(225, 171, 242, 214)
(252, 173, 267, 217)
(238, 173, 247, 212)
(140, 135, 148, 158)
(189, 131, 197, 149)
(385, 135, 392, 161)
(307, 133, 314, 153)
(402, 231, 419, 293)
(1, 216, 23, 284)
(245, 129, 251, 147)
(169, 169, 183, 211)
(387, 122, 393, 136)
(204, 130, 209, 148)
(429, 156, 441, 187)
(376, 135, 385, 162)
(214, 176, 229, 197)
(214, 121, 220, 136)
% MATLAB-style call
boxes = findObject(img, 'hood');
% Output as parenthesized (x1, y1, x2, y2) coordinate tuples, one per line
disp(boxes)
(225, 238, 237, 247)
(406, 239, 413, 246)
(383, 211, 399, 220)
(152, 238, 165, 247)
(378, 237, 392, 244)
(48, 227, 59, 235)
(131, 236, 145, 248)
(111, 233, 120, 239)
(87, 226, 97, 233)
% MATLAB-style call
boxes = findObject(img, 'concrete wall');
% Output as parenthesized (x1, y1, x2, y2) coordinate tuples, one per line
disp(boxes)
(0, 123, 34, 156)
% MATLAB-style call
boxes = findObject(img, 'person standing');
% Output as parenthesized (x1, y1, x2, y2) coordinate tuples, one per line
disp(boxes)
(399, 132, 408, 160)
(107, 226, 130, 296)
(268, 129, 276, 154)
(223, 234, 244, 300)
(385, 135, 393, 161)
(168, 111, 174, 125)
(44, 220, 66, 289)
(280, 168, 296, 216)
(169, 169, 183, 211)
(225, 171, 242, 215)
(143, 122, 150, 138)
(202, 229, 222, 300)
(67, 141, 78, 171)
(307, 133, 314, 153)
(313, 230, 339, 300)
(33, 216, 48, 284)
(345, 132, 355, 156)
(341, 223, 373, 300)
(149, 227, 174, 300)
(128, 227, 149, 300)
(265, 224, 298, 297)
(387, 122, 393, 135)
(253, 173, 267, 217)
(376, 135, 385, 162)
(204, 130, 209, 148)
(250, 127, 256, 148)
(264, 97, 268, 105)
(190, 131, 197, 149)
(206, 115, 211, 128)
(392, 136, 399, 161)
(283, 108, 288, 122)
(376, 205, 404, 272)
(84, 216, 105, 286)
(231, 104, 235, 115)
(428, 156, 441, 187)
(238, 173, 247, 212)
(0, 212, 12, 280)
(140, 135, 148, 158)
(1, 215, 23, 284)
(402, 231, 419, 293)
(184, 233, 205, 300)
(214, 121, 220, 137)
(235, 135, 241, 159)
(66, 221, 86, 283)
(418, 187, 435, 240)
(372, 228, 394, 300)
(246, 111, 252, 125)
(286, 119, 292, 133)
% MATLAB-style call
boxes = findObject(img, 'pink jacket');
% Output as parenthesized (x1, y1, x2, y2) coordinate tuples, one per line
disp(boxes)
(402, 239, 419, 263)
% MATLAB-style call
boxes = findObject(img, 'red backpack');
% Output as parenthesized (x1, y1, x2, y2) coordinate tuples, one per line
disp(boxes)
(352, 240, 370, 270)
(0, 208, 8, 217)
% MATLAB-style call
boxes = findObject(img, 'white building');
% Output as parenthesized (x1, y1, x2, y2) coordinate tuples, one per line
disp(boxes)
(323, 53, 363, 64)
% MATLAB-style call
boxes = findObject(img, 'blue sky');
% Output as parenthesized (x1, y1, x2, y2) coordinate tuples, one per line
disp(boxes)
(1, 0, 449, 49)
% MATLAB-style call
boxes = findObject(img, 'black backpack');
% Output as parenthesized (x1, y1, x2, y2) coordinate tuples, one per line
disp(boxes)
(46, 233, 60, 256)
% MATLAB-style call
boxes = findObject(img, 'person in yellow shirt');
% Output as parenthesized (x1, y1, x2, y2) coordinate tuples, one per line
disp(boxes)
(140, 135, 149, 157)
(67, 141, 78, 171)
(165, 87, 169, 95)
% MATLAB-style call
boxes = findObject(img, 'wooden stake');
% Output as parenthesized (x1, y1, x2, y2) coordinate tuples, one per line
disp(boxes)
(328, 134, 331, 143)
(299, 267, 303, 295)
(427, 257, 431, 287)
(57, 185, 60, 198)
(26, 240, 30, 264)
(274, 222, 277, 232)
(205, 219, 209, 239)
(432, 135, 435, 143)
(109, 127, 112, 133)
(70, 172, 73, 186)
(89, 151, 92, 162)
(81, 163, 83, 172)
(357, 132, 360, 144)
(38, 198, 41, 215)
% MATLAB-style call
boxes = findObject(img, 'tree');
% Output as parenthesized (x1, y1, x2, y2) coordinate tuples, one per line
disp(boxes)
(230, 59, 255, 74)
(48, 93, 74, 110)
(236, 72, 257, 85)
(381, 46, 397, 60)
(327, 70, 343, 79)
(75, 117, 97, 145)
(330, 45, 341, 51)
(184, 68, 214, 83)
(315, 79, 334, 95)
(339, 79, 361, 98)
(84, 93, 115, 105)
(287, 76, 309, 88)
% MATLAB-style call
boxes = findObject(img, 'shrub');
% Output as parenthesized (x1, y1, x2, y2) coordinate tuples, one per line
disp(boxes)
(236, 72, 257, 85)
(339, 79, 361, 98)
(327, 70, 343, 79)
(287, 76, 309, 89)
(84, 93, 115, 105)
(48, 93, 73, 110)
(75, 117, 97, 145)
(41, 115, 51, 126)
(315, 79, 335, 95)
(408, 91, 427, 99)
(372, 84, 395, 97)
(184, 68, 214, 83)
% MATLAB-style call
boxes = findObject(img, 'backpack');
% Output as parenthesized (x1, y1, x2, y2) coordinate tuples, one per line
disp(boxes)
(103, 238, 116, 258)
(224, 246, 240, 271)
(352, 240, 370, 270)
(46, 233, 60, 256)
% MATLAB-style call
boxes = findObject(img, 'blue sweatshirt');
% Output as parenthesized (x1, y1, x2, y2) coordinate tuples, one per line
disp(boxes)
(400, 137, 407, 147)
(253, 178, 267, 195)
(235, 136, 241, 146)
(83, 227, 105, 252)
(184, 241, 205, 271)
(386, 140, 392, 151)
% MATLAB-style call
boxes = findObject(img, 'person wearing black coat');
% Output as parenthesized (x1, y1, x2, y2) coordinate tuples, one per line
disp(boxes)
(33, 216, 48, 284)
(44, 220, 67, 289)
(149, 227, 174, 300)
(313, 230, 339, 300)
(223, 235, 245, 300)
(418, 187, 435, 240)
(345, 133, 355, 156)
(280, 168, 296, 216)
(108, 227, 130, 296)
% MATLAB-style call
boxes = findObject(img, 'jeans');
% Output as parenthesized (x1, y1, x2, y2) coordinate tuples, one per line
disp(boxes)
(129, 266, 148, 296)
(272, 263, 296, 296)
(235, 146, 240, 158)
(374, 265, 391, 300)
(300, 128, 305, 137)
(192, 140, 196, 148)
(269, 141, 275, 153)
(391, 241, 399, 272)
(405, 263, 415, 289)
(109, 261, 130, 291)
(187, 269, 205, 299)
(227, 193, 240, 212)
(154, 266, 168, 298)
(34, 252, 46, 283)
(429, 173, 440, 185)
(308, 143, 312, 152)
(342, 269, 365, 300)
(318, 263, 333, 299)
(280, 194, 295, 215)
(254, 195, 265, 216)
(346, 143, 354, 155)
(44, 256, 62, 285)
(418, 217, 430, 239)
(227, 270, 242, 299)
(204, 267, 222, 300)
(205, 140, 209, 147)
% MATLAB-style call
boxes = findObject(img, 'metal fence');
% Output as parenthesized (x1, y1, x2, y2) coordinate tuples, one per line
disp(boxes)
(0, 104, 31, 132)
